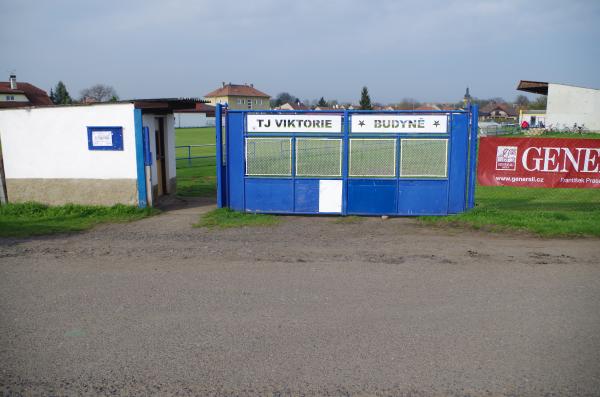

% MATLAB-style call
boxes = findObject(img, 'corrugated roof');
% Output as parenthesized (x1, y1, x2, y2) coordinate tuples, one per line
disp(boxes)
(205, 83, 270, 98)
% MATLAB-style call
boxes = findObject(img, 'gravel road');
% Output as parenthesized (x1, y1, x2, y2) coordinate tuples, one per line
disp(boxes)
(1, 198, 599, 396)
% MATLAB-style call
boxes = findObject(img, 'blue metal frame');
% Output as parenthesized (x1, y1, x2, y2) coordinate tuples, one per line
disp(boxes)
(133, 109, 147, 208)
(467, 105, 479, 209)
(217, 108, 475, 216)
(87, 126, 124, 151)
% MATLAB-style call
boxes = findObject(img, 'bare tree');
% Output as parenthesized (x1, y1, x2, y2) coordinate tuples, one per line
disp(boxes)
(80, 84, 119, 102)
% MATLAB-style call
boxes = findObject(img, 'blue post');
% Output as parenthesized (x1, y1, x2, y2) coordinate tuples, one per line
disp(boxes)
(216, 104, 223, 208)
(134, 109, 148, 208)
(341, 110, 350, 215)
(467, 104, 479, 209)
(188, 146, 192, 167)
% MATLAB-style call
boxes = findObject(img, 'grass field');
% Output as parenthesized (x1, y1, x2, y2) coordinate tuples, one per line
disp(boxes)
(175, 127, 217, 197)
(421, 186, 600, 237)
(0, 203, 157, 237)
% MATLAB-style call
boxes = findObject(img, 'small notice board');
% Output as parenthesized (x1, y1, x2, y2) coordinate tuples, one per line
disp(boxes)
(87, 126, 124, 151)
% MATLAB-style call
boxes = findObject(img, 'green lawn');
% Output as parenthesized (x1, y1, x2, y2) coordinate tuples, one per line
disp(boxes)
(0, 203, 158, 237)
(421, 186, 600, 237)
(175, 127, 217, 197)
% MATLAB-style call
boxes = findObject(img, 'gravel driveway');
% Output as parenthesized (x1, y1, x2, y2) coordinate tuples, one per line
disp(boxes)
(1, 198, 599, 396)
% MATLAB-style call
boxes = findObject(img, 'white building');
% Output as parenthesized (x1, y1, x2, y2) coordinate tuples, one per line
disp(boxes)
(0, 99, 200, 207)
(517, 80, 600, 131)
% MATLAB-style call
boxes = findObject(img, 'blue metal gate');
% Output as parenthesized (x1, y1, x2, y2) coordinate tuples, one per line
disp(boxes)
(216, 105, 478, 216)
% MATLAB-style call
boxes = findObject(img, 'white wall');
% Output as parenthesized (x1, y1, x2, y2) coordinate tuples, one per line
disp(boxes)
(174, 112, 215, 128)
(0, 104, 137, 179)
(547, 84, 600, 131)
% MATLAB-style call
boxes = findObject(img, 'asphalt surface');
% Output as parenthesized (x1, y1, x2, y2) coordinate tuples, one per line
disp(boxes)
(1, 198, 599, 396)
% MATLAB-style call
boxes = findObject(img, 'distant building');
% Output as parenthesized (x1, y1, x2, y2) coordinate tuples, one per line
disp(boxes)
(204, 82, 270, 110)
(480, 101, 518, 121)
(517, 80, 600, 131)
(0, 74, 53, 109)
(276, 101, 309, 111)
(519, 109, 546, 128)
(174, 103, 216, 128)
(414, 104, 441, 111)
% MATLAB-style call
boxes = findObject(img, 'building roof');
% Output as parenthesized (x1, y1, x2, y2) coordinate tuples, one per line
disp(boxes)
(278, 102, 309, 111)
(174, 102, 216, 116)
(0, 81, 53, 107)
(205, 83, 270, 98)
(414, 105, 441, 111)
(480, 101, 518, 117)
(517, 80, 549, 95)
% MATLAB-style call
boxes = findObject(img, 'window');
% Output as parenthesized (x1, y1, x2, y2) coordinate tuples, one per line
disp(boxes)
(5, 95, 14, 101)
(296, 138, 342, 177)
(247, 99, 252, 109)
(400, 139, 448, 178)
(246, 138, 292, 176)
(349, 139, 396, 177)
(237, 98, 243, 105)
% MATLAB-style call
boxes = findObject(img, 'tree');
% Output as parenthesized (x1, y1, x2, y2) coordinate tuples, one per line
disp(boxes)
(317, 97, 328, 107)
(528, 95, 547, 110)
(395, 98, 421, 110)
(515, 95, 529, 108)
(80, 84, 119, 102)
(359, 86, 372, 110)
(271, 92, 296, 107)
(51, 81, 73, 104)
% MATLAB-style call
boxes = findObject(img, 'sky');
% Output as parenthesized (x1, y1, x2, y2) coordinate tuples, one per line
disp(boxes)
(1, 0, 599, 104)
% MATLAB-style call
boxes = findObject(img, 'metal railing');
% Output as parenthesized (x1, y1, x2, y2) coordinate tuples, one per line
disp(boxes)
(176, 144, 216, 166)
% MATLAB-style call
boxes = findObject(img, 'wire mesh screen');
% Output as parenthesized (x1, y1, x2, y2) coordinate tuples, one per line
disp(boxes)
(400, 139, 448, 178)
(296, 138, 342, 177)
(246, 138, 292, 176)
(349, 139, 396, 177)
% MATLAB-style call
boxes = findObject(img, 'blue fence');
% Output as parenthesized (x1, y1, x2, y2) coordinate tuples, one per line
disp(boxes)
(217, 105, 478, 216)
(176, 144, 216, 166)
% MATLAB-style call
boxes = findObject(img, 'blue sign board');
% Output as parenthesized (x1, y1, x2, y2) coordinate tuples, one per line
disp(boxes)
(87, 126, 124, 151)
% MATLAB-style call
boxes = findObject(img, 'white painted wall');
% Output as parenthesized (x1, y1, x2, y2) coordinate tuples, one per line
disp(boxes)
(174, 112, 215, 128)
(546, 84, 600, 131)
(0, 104, 137, 179)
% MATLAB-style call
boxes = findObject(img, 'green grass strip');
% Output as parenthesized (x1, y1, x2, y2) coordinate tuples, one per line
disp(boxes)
(195, 208, 280, 229)
(0, 202, 158, 237)
(421, 186, 600, 237)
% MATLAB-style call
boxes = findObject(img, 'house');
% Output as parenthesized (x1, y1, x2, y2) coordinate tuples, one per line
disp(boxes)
(517, 80, 600, 131)
(276, 101, 309, 111)
(174, 102, 216, 128)
(0, 74, 53, 108)
(204, 82, 270, 110)
(0, 98, 203, 207)
(414, 104, 441, 111)
(519, 109, 546, 128)
(480, 101, 518, 121)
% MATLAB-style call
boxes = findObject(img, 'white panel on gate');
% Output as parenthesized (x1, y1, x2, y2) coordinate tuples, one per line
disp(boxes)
(319, 180, 342, 213)
(247, 114, 342, 133)
(351, 114, 448, 133)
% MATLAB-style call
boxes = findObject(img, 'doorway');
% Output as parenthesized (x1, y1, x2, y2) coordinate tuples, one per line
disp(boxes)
(154, 117, 167, 196)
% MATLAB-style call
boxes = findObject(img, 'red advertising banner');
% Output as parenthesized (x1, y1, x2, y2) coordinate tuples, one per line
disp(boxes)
(478, 137, 600, 188)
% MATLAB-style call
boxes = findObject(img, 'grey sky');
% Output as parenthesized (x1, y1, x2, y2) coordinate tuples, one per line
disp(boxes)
(2, 0, 599, 104)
